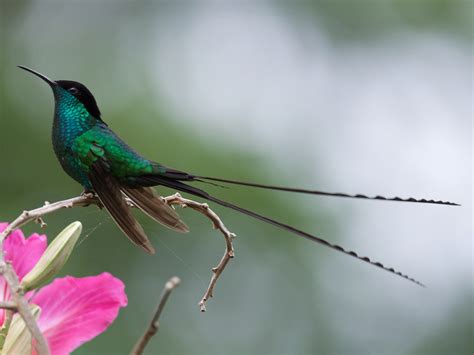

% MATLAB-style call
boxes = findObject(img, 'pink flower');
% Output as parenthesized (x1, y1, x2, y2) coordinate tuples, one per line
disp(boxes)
(0, 223, 128, 354)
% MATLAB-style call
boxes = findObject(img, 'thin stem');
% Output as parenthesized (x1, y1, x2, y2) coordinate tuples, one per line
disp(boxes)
(0, 193, 98, 354)
(0, 190, 234, 354)
(131, 277, 181, 355)
(0, 301, 17, 311)
(164, 193, 236, 312)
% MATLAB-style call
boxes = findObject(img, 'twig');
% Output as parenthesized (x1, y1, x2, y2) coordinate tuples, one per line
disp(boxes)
(0, 263, 48, 352)
(0, 189, 234, 355)
(0, 193, 98, 354)
(164, 193, 236, 312)
(0, 194, 98, 261)
(0, 301, 17, 311)
(131, 276, 181, 355)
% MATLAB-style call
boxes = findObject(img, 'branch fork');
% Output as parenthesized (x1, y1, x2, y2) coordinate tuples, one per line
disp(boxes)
(163, 193, 236, 312)
(0, 196, 97, 355)
(0, 190, 237, 352)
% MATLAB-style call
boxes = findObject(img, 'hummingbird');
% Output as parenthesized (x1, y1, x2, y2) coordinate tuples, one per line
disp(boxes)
(18, 65, 458, 287)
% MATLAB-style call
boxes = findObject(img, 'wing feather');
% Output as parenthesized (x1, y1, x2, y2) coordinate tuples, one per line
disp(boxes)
(122, 186, 189, 233)
(89, 162, 155, 254)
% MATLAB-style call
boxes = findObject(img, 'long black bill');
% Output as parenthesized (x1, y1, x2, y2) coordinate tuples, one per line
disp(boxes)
(18, 65, 56, 87)
(197, 176, 459, 206)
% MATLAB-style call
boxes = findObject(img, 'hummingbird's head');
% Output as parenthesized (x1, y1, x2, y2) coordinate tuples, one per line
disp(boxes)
(55, 80, 101, 118)
(18, 65, 101, 119)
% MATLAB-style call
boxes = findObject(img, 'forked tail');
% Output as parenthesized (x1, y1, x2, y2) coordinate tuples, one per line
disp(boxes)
(138, 174, 426, 287)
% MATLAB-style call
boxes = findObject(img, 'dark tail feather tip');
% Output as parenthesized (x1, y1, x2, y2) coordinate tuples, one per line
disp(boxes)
(197, 176, 459, 206)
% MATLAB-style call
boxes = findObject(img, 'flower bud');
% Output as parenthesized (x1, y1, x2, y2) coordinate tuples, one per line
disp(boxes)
(2, 305, 41, 354)
(21, 221, 82, 292)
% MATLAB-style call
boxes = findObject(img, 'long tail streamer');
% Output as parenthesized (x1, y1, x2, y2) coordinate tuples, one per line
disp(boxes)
(197, 176, 459, 206)
(140, 175, 426, 287)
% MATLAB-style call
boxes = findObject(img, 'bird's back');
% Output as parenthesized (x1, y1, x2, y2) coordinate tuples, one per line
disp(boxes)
(70, 124, 154, 188)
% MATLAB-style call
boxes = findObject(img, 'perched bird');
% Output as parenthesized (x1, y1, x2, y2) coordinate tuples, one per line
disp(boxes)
(18, 65, 457, 286)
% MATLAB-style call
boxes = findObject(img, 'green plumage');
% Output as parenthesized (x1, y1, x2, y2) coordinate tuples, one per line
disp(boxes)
(71, 126, 154, 184)
(31, 75, 190, 254)
(51, 85, 154, 190)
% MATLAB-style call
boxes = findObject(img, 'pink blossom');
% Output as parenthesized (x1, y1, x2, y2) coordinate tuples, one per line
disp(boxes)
(0, 223, 127, 354)
(0, 223, 47, 325)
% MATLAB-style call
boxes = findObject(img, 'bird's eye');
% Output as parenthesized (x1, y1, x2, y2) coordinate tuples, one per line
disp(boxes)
(68, 87, 79, 95)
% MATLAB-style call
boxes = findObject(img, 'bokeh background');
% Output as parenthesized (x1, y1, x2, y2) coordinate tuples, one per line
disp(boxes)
(0, 1, 472, 354)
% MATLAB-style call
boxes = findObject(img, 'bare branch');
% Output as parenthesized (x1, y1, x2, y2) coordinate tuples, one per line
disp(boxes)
(164, 193, 236, 312)
(0, 190, 234, 354)
(0, 263, 48, 353)
(131, 276, 181, 355)
(0, 194, 98, 260)
(0, 301, 17, 311)
(0, 193, 98, 355)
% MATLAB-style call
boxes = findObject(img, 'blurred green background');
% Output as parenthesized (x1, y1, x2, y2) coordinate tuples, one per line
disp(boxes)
(0, 1, 471, 354)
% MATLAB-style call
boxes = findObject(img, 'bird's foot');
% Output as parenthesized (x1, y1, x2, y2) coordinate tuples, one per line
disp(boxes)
(80, 190, 102, 208)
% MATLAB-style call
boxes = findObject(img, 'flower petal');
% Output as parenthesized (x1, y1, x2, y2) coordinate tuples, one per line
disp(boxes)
(0, 223, 47, 279)
(32, 273, 127, 355)
(0, 223, 47, 326)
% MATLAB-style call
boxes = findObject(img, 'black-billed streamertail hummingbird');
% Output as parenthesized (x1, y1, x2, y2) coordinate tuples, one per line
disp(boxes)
(18, 65, 458, 287)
